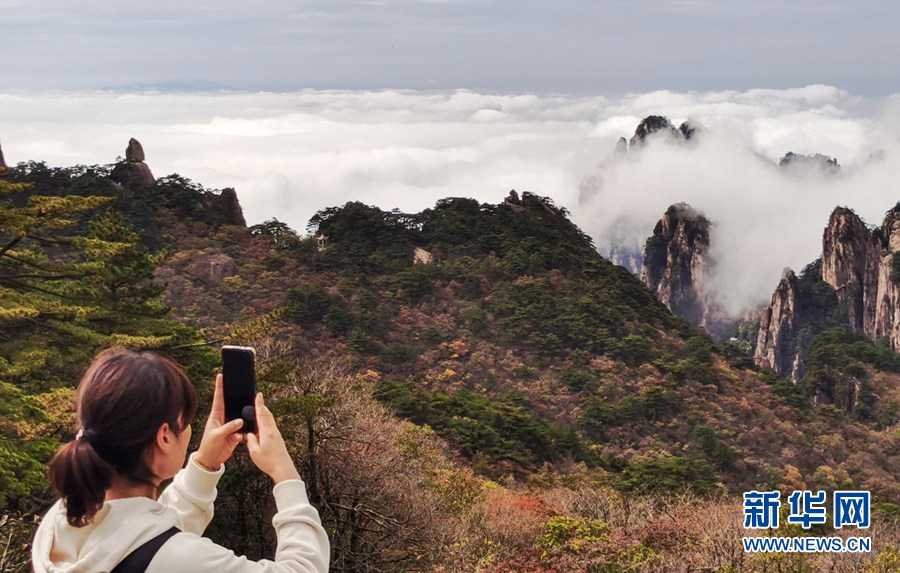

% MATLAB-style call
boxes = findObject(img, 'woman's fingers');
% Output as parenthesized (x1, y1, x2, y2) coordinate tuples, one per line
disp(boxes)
(196, 384, 246, 469)
(208, 417, 243, 441)
(254, 392, 276, 433)
(225, 418, 244, 436)
(243, 392, 299, 483)
(226, 417, 244, 433)
(255, 391, 265, 413)
(210, 374, 225, 420)
(246, 429, 260, 453)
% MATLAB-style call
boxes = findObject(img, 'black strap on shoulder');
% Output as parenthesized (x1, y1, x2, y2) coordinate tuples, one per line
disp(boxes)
(110, 527, 180, 573)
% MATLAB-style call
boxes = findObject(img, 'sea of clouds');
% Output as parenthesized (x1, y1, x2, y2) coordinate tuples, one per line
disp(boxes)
(2, 85, 898, 315)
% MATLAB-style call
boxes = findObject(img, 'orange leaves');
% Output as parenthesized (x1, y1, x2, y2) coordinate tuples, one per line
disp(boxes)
(438, 339, 471, 360)
(356, 369, 382, 384)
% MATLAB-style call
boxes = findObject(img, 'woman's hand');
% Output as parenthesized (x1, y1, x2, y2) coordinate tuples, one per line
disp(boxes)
(195, 374, 245, 472)
(246, 392, 301, 484)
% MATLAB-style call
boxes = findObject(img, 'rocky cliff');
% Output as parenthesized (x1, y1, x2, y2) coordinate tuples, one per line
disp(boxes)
(754, 204, 900, 381)
(641, 203, 727, 338)
(754, 270, 803, 380)
(0, 140, 6, 169)
(607, 239, 642, 275)
(111, 137, 156, 186)
(822, 205, 900, 350)
(219, 187, 247, 227)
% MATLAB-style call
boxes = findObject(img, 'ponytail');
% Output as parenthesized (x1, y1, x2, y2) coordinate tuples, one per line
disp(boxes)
(47, 438, 114, 527)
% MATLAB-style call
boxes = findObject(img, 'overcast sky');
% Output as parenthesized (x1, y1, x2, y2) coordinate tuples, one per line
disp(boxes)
(2, 0, 898, 94)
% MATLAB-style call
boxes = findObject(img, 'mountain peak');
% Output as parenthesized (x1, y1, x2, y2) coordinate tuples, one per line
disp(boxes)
(640, 203, 729, 338)
(111, 137, 155, 186)
(778, 151, 841, 174)
(126, 137, 146, 162)
(629, 115, 698, 147)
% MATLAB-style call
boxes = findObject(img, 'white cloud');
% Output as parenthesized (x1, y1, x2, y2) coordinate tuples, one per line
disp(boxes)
(576, 88, 896, 317)
(1, 86, 897, 315)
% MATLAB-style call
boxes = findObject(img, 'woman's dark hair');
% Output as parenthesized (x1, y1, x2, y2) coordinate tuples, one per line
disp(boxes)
(48, 348, 198, 527)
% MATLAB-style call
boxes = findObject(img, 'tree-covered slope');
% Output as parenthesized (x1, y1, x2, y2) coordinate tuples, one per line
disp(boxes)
(3, 161, 898, 573)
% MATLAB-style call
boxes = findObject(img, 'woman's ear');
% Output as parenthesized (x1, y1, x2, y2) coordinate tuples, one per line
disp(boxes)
(156, 422, 173, 451)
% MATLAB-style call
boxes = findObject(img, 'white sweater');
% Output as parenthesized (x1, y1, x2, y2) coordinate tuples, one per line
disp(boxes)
(32, 453, 330, 573)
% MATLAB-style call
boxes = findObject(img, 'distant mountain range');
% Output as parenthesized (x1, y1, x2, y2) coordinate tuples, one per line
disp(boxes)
(101, 78, 235, 92)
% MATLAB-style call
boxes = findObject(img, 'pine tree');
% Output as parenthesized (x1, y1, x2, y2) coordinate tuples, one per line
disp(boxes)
(0, 166, 184, 387)
(0, 166, 180, 508)
(0, 167, 114, 385)
(0, 168, 114, 507)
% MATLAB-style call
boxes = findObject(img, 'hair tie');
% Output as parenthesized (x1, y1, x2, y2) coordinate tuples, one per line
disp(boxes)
(77, 428, 100, 447)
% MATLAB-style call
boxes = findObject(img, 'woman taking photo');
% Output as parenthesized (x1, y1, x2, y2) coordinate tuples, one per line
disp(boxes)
(31, 348, 330, 573)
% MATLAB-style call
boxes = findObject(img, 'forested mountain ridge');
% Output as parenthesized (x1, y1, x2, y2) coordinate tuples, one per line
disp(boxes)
(2, 152, 898, 572)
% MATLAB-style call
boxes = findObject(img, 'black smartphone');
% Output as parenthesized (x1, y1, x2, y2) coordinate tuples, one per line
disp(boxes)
(221, 345, 257, 433)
